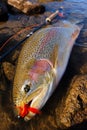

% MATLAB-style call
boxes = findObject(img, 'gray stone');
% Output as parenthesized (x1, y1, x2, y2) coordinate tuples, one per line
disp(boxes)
(2, 62, 15, 81)
(55, 75, 87, 129)
(7, 0, 45, 14)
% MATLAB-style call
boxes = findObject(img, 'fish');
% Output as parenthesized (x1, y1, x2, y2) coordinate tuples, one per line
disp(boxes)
(13, 21, 82, 121)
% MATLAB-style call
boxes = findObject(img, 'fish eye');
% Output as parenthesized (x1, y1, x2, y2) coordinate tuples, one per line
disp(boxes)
(24, 84, 30, 93)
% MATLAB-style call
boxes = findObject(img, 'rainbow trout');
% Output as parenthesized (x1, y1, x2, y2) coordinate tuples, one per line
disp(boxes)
(13, 21, 82, 121)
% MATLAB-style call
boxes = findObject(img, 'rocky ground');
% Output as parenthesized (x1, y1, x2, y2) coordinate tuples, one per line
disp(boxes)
(0, 0, 87, 130)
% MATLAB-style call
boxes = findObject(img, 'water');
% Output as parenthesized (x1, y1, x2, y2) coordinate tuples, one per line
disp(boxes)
(44, 0, 87, 47)
(66, 0, 86, 2)
(45, 0, 87, 18)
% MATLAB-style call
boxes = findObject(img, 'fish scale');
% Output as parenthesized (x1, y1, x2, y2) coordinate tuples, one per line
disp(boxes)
(18, 28, 57, 64)
(17, 27, 70, 65)
(13, 26, 76, 101)
(13, 23, 82, 120)
(13, 28, 58, 99)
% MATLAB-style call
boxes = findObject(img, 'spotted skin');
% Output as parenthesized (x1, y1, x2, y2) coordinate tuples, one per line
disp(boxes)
(13, 23, 81, 121)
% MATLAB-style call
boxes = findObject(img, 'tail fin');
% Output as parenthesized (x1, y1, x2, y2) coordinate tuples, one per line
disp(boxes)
(76, 20, 84, 30)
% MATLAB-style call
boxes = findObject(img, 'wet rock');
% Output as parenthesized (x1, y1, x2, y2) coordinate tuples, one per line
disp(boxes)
(0, 66, 7, 91)
(26, 4, 45, 15)
(0, 112, 11, 130)
(2, 62, 15, 81)
(0, 110, 17, 130)
(55, 75, 87, 129)
(27, 114, 58, 130)
(11, 50, 20, 62)
(0, 79, 6, 92)
(7, 0, 45, 15)
(0, 2, 8, 21)
(8, 0, 32, 14)
(80, 63, 87, 74)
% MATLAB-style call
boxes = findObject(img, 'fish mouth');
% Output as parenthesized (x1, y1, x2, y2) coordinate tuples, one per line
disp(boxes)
(16, 87, 43, 119)
(26, 86, 43, 107)
(27, 100, 32, 107)
(16, 82, 51, 121)
(23, 85, 49, 121)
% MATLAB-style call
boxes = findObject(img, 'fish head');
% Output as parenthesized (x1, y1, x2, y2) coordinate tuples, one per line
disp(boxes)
(14, 59, 55, 121)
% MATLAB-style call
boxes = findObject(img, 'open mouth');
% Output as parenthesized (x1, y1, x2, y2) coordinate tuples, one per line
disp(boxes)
(28, 100, 32, 106)
(26, 86, 43, 106)
(17, 87, 43, 118)
(17, 99, 41, 118)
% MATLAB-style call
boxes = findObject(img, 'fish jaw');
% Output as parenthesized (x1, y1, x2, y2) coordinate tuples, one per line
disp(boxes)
(15, 72, 54, 121)
(15, 82, 53, 121)
(24, 83, 52, 121)
(13, 58, 56, 121)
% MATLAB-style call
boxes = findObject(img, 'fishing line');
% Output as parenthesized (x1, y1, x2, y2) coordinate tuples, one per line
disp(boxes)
(0, 7, 86, 62)
(0, 23, 46, 62)
(0, 7, 64, 62)
(0, 24, 39, 52)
